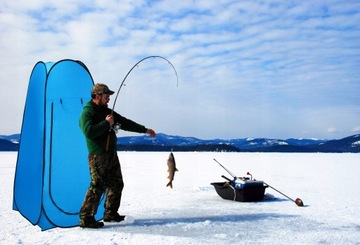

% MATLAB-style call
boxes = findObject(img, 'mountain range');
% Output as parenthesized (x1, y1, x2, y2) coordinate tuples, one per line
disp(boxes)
(2, 133, 359, 153)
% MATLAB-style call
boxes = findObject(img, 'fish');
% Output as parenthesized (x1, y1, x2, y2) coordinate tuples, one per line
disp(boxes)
(166, 152, 178, 189)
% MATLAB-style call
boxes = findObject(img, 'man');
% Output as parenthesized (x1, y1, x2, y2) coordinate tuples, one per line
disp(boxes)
(79, 83, 156, 228)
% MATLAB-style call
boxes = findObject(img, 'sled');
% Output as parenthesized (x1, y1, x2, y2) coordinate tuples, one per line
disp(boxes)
(211, 159, 267, 202)
(211, 180, 267, 202)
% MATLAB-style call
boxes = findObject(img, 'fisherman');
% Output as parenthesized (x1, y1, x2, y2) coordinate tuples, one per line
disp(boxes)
(79, 83, 156, 228)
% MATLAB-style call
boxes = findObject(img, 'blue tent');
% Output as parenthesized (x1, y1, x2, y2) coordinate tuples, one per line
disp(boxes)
(13, 59, 104, 230)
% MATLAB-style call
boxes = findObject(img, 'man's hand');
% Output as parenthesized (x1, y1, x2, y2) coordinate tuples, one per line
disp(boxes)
(105, 114, 114, 126)
(146, 128, 156, 137)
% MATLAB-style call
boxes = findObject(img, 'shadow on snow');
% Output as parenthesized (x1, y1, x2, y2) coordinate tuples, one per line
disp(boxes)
(104, 212, 298, 228)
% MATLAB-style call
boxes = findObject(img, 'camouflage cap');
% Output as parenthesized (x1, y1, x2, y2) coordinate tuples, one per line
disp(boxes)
(91, 83, 115, 95)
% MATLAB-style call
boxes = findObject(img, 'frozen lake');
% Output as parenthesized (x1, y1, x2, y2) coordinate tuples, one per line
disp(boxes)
(1, 152, 359, 244)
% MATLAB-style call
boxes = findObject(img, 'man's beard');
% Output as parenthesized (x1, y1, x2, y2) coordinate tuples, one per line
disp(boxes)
(99, 101, 108, 108)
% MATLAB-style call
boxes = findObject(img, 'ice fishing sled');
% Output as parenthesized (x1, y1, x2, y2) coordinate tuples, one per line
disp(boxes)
(211, 178, 267, 202)
(212, 159, 304, 206)
(211, 159, 267, 202)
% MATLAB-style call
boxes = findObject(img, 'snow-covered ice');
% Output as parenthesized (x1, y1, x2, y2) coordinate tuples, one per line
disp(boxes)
(1, 152, 359, 244)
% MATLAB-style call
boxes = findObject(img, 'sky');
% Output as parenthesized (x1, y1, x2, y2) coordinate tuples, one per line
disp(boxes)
(1, 0, 359, 140)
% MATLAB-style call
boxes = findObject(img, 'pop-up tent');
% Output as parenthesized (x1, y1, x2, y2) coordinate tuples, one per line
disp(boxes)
(13, 59, 104, 230)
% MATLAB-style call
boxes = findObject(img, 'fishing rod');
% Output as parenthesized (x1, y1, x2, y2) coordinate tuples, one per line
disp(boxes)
(213, 158, 236, 178)
(263, 181, 304, 206)
(105, 55, 179, 151)
(111, 55, 179, 113)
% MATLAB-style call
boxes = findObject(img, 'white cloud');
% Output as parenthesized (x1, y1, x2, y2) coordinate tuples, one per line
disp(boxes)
(328, 127, 341, 134)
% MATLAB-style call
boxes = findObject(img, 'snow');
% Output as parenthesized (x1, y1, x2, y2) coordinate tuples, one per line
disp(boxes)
(1, 152, 360, 244)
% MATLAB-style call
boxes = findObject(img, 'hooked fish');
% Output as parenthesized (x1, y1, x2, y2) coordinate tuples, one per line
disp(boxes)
(166, 152, 178, 188)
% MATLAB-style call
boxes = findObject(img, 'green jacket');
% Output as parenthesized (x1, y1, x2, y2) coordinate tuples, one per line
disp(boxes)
(79, 101, 147, 154)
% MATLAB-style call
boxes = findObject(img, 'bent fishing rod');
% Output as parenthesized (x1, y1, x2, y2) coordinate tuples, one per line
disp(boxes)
(111, 55, 179, 113)
(105, 55, 179, 151)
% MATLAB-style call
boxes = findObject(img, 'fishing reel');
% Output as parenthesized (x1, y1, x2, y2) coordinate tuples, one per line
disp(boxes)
(111, 123, 121, 133)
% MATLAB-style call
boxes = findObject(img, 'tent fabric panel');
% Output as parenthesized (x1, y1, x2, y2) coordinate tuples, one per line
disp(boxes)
(13, 62, 48, 224)
(49, 99, 90, 214)
(37, 208, 56, 231)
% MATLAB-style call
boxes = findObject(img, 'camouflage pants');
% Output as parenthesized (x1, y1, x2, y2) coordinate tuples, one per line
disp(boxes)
(79, 152, 124, 219)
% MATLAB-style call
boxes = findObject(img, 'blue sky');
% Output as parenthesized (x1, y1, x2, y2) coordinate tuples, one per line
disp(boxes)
(1, 0, 359, 139)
